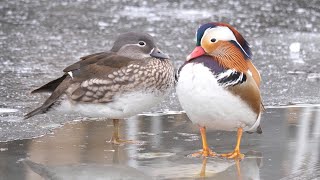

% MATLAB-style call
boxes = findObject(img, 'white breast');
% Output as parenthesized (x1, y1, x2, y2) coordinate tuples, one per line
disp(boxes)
(176, 63, 258, 131)
(55, 91, 168, 119)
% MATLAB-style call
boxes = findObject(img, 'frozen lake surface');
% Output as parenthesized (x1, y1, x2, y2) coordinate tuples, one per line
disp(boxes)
(0, 0, 320, 179)
(1, 106, 320, 179)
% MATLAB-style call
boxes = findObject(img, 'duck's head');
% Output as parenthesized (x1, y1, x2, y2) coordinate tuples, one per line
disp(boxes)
(111, 32, 169, 60)
(187, 22, 251, 64)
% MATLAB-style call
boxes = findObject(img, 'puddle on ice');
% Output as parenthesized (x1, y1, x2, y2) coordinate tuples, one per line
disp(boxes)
(134, 152, 175, 160)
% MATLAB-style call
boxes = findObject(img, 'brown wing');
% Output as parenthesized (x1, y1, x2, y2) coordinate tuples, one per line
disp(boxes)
(26, 54, 139, 118)
(227, 74, 262, 116)
(68, 55, 142, 103)
(31, 74, 67, 94)
(63, 52, 111, 73)
(247, 60, 265, 112)
(227, 73, 263, 134)
(31, 52, 111, 94)
(32, 51, 130, 94)
(67, 54, 137, 80)
(25, 77, 72, 119)
(247, 60, 261, 87)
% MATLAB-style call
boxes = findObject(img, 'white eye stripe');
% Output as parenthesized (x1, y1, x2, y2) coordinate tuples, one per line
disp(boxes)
(202, 27, 236, 42)
(201, 26, 250, 57)
(121, 43, 147, 48)
(149, 48, 154, 54)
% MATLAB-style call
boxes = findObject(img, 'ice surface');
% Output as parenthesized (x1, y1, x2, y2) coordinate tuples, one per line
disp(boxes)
(1, 108, 320, 179)
(0, 108, 18, 114)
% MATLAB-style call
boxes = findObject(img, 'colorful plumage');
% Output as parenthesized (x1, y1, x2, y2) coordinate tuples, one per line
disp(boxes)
(176, 22, 263, 159)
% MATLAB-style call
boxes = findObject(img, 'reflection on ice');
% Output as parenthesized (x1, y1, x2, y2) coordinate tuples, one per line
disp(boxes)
(285, 106, 320, 178)
(1, 107, 320, 179)
(143, 150, 262, 179)
(23, 159, 151, 180)
(133, 152, 175, 160)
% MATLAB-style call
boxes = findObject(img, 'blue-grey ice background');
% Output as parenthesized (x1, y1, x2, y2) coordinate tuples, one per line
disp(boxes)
(1, 1, 320, 180)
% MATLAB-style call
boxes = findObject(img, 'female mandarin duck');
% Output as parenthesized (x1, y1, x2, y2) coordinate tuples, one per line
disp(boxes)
(176, 22, 263, 159)
(25, 32, 175, 144)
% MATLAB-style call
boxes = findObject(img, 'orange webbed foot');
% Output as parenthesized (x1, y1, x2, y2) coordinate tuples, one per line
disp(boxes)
(219, 150, 244, 159)
(220, 128, 245, 159)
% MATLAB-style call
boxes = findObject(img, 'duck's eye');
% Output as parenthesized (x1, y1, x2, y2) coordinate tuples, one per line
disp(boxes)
(138, 41, 146, 46)
(210, 38, 217, 43)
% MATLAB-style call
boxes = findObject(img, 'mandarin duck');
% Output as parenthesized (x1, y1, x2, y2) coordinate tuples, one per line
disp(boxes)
(25, 32, 175, 144)
(176, 22, 263, 159)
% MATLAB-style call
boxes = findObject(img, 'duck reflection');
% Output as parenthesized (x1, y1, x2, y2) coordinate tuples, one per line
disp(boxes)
(146, 150, 262, 179)
(26, 120, 129, 165)
(23, 158, 150, 180)
(23, 141, 151, 180)
(22, 114, 264, 179)
(203, 151, 263, 180)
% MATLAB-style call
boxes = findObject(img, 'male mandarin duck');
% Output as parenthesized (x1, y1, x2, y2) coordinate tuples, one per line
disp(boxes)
(176, 22, 263, 159)
(25, 32, 175, 144)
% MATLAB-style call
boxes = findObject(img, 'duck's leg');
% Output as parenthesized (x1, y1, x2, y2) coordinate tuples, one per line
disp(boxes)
(220, 128, 244, 159)
(110, 119, 135, 145)
(191, 126, 216, 157)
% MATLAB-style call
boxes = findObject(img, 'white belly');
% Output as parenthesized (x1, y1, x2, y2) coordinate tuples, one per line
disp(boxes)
(176, 63, 258, 131)
(55, 91, 167, 119)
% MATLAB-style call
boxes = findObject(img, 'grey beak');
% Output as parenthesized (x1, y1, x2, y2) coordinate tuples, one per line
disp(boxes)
(150, 48, 169, 59)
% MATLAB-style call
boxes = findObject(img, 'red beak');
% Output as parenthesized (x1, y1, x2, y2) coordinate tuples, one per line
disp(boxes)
(186, 46, 205, 61)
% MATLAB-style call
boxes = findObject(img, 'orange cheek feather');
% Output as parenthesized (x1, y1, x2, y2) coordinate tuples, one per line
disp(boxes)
(203, 41, 249, 73)
(202, 38, 219, 53)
